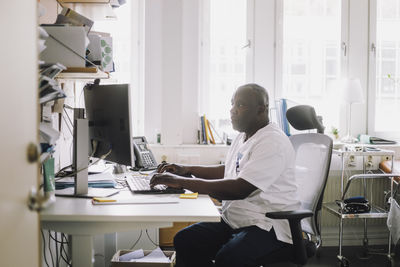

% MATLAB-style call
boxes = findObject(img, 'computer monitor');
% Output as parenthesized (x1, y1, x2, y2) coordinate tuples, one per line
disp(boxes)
(61, 83, 133, 197)
(84, 83, 134, 167)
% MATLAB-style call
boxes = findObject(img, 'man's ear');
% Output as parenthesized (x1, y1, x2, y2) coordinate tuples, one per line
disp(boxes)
(257, 104, 268, 114)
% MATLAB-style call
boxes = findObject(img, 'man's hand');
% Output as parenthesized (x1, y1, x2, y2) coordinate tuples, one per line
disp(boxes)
(150, 172, 184, 189)
(157, 163, 190, 176)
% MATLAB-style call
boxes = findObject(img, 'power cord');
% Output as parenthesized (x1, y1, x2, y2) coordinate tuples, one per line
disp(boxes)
(48, 231, 71, 266)
(48, 231, 55, 267)
(90, 140, 98, 157)
(130, 230, 143, 250)
(146, 229, 159, 247)
(129, 229, 158, 250)
(55, 148, 112, 178)
(41, 229, 50, 267)
(60, 234, 70, 266)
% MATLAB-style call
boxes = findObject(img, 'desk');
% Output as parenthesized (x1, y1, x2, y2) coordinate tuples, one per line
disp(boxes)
(40, 191, 220, 267)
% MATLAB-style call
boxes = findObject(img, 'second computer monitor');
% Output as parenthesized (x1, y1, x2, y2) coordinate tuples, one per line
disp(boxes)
(84, 83, 134, 167)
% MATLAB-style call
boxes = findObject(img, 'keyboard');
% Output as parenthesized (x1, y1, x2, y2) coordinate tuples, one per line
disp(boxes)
(126, 174, 185, 194)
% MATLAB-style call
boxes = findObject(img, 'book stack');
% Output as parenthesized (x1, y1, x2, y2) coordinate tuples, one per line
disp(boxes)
(38, 26, 66, 164)
(39, 26, 67, 104)
(199, 115, 222, 145)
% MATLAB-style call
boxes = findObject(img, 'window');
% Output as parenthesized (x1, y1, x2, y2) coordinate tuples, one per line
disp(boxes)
(369, 0, 400, 136)
(277, 0, 342, 131)
(91, 2, 144, 136)
(200, 0, 248, 138)
(91, 5, 132, 83)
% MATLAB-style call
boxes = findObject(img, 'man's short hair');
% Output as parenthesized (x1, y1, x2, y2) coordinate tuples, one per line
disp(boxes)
(239, 83, 269, 107)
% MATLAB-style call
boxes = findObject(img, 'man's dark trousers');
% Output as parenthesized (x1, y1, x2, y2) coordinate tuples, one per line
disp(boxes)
(173, 220, 287, 267)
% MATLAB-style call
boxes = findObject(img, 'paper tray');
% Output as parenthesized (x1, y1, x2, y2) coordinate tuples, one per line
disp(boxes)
(111, 250, 175, 267)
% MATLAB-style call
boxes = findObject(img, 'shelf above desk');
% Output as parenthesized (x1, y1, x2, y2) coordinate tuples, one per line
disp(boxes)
(56, 68, 109, 81)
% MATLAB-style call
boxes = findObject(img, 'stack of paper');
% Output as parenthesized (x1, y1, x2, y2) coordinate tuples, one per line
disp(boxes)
(119, 247, 171, 263)
(55, 172, 116, 190)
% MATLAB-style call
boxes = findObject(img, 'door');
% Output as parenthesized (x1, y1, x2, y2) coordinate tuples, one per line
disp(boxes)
(0, 2, 40, 267)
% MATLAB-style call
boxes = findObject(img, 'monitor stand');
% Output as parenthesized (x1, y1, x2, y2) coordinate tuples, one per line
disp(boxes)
(56, 109, 118, 199)
(73, 117, 89, 195)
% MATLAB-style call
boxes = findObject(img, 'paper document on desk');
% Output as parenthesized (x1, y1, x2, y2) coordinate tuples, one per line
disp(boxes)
(92, 194, 179, 205)
(56, 172, 116, 182)
(56, 187, 119, 198)
(55, 172, 116, 189)
(387, 198, 400, 244)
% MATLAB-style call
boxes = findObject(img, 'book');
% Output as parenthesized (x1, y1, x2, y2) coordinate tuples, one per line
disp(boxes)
(206, 119, 215, 144)
(200, 115, 207, 144)
(281, 99, 290, 136)
(207, 120, 223, 144)
(203, 114, 211, 144)
(274, 98, 299, 136)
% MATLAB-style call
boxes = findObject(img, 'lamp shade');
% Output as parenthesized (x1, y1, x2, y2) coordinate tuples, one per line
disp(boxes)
(342, 78, 364, 104)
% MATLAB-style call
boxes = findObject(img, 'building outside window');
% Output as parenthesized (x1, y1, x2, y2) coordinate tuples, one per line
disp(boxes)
(277, 0, 342, 131)
(201, 0, 248, 139)
(370, 0, 400, 136)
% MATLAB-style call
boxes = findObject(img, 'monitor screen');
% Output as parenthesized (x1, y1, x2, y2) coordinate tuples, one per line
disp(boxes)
(84, 83, 133, 167)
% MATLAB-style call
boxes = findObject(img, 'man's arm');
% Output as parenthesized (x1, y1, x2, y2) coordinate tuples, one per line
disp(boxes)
(150, 173, 257, 200)
(186, 165, 225, 180)
(158, 163, 225, 180)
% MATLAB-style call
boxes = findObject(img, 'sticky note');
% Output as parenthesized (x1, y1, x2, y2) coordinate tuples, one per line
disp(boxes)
(93, 197, 116, 202)
(179, 192, 198, 199)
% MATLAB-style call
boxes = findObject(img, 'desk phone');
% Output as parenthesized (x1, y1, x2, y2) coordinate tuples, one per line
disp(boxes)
(132, 136, 158, 170)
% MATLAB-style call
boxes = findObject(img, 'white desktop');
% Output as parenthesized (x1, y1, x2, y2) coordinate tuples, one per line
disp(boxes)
(40, 189, 220, 267)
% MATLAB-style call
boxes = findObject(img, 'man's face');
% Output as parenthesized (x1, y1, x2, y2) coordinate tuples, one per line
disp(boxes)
(230, 87, 260, 132)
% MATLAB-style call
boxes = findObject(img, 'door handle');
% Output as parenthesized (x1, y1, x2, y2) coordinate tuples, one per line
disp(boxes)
(26, 142, 40, 163)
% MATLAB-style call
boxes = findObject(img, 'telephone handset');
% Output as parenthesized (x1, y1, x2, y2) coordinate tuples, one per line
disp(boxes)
(132, 136, 158, 170)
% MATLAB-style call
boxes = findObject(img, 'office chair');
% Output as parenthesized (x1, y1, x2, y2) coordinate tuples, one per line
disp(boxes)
(286, 105, 325, 134)
(259, 105, 333, 266)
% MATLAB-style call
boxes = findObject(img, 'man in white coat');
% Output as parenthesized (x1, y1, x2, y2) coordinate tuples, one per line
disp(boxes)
(151, 83, 300, 267)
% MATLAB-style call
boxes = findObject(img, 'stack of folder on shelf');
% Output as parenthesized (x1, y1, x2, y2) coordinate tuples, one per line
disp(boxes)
(38, 73, 66, 104)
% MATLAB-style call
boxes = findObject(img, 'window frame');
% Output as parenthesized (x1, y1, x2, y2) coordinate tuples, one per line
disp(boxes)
(274, 0, 348, 133)
(368, 0, 400, 140)
(198, 0, 255, 136)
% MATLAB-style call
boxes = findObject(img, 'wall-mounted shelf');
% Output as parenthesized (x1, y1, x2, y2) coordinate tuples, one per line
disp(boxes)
(55, 67, 109, 81)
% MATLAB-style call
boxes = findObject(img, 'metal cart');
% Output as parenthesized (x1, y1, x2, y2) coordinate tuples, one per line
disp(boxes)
(323, 148, 398, 266)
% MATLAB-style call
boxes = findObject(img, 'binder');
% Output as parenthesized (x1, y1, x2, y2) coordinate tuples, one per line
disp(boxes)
(206, 119, 215, 144)
(203, 114, 210, 144)
(200, 115, 207, 144)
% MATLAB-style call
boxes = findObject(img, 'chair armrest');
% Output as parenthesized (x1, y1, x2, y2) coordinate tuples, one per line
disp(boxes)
(265, 210, 314, 265)
(265, 210, 313, 220)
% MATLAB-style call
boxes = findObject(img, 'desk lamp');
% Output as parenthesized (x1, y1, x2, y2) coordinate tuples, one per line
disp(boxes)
(341, 78, 363, 143)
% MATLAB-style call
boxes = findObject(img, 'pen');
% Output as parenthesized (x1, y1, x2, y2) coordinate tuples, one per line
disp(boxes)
(107, 191, 120, 197)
